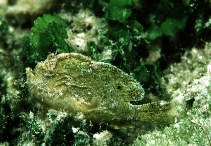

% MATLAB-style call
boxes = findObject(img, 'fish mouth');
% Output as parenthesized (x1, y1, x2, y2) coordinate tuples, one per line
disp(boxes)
(130, 100, 144, 105)
(129, 95, 145, 105)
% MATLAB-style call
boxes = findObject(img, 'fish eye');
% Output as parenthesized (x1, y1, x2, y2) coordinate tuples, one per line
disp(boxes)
(117, 85, 122, 90)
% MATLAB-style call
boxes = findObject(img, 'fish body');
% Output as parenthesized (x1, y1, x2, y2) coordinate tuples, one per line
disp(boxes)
(26, 53, 173, 124)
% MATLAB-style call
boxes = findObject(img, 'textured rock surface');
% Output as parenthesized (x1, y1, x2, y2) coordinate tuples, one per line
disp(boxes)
(133, 43, 211, 146)
(6, 0, 58, 16)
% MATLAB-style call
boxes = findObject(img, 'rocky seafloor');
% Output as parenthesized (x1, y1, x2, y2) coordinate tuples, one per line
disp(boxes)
(0, 0, 211, 145)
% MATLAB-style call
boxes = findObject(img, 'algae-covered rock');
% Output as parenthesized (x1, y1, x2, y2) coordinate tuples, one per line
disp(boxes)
(6, 0, 58, 17)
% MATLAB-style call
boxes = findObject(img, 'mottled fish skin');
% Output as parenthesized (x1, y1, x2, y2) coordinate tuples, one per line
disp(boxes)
(26, 53, 173, 124)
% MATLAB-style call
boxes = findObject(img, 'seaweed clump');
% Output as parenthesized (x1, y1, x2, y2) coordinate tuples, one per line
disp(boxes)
(23, 14, 71, 67)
